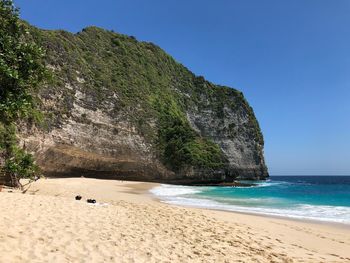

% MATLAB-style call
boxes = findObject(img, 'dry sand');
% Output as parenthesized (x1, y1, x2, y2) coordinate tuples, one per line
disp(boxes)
(0, 177, 349, 263)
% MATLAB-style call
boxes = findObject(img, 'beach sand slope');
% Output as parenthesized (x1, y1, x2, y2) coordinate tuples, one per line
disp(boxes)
(0, 178, 349, 263)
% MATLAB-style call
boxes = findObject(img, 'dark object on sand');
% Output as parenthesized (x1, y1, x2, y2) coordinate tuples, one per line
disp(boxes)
(87, 199, 96, 204)
(75, 195, 82, 200)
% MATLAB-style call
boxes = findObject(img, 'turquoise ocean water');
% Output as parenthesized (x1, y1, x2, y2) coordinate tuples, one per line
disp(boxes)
(150, 176, 350, 224)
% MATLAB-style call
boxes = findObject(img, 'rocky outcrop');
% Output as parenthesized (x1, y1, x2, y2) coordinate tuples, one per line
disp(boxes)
(19, 87, 174, 182)
(186, 88, 268, 180)
(18, 26, 268, 183)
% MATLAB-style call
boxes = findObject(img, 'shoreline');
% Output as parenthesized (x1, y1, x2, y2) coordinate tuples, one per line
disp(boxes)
(159, 201, 350, 230)
(22, 178, 350, 235)
(142, 182, 350, 231)
(149, 183, 350, 229)
(1, 177, 350, 262)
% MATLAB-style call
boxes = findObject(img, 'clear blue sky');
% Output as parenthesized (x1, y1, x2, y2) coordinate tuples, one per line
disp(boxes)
(14, 0, 350, 175)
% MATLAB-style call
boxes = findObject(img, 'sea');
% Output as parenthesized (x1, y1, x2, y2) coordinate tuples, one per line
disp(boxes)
(150, 176, 350, 224)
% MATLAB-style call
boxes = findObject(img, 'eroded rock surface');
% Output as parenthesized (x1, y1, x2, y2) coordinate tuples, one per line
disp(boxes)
(19, 26, 268, 183)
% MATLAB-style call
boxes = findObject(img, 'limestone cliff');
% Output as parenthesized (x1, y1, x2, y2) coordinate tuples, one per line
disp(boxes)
(19, 26, 268, 183)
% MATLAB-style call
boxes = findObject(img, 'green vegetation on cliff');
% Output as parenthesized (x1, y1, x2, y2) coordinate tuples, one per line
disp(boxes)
(27, 24, 264, 172)
(154, 97, 226, 170)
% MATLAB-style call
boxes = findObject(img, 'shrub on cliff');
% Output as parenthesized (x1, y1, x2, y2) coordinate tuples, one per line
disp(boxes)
(155, 96, 226, 170)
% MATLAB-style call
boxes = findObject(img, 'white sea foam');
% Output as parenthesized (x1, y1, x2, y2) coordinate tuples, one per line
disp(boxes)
(254, 181, 290, 187)
(234, 180, 290, 188)
(150, 184, 350, 224)
(150, 184, 203, 197)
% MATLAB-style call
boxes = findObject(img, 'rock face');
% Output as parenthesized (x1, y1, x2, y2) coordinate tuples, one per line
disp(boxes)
(19, 26, 268, 184)
(186, 90, 268, 180)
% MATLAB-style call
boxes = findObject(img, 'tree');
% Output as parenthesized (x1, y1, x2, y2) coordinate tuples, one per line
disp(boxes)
(0, 0, 47, 187)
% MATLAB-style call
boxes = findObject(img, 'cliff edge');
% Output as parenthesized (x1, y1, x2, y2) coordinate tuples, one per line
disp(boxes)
(19, 26, 268, 184)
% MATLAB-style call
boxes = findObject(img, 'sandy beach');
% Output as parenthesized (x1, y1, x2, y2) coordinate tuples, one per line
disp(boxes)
(0, 178, 349, 263)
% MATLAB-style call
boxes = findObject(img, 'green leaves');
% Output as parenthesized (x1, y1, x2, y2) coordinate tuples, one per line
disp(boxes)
(4, 146, 39, 180)
(0, 0, 47, 124)
(0, 123, 39, 183)
(155, 96, 226, 171)
(0, 0, 46, 185)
